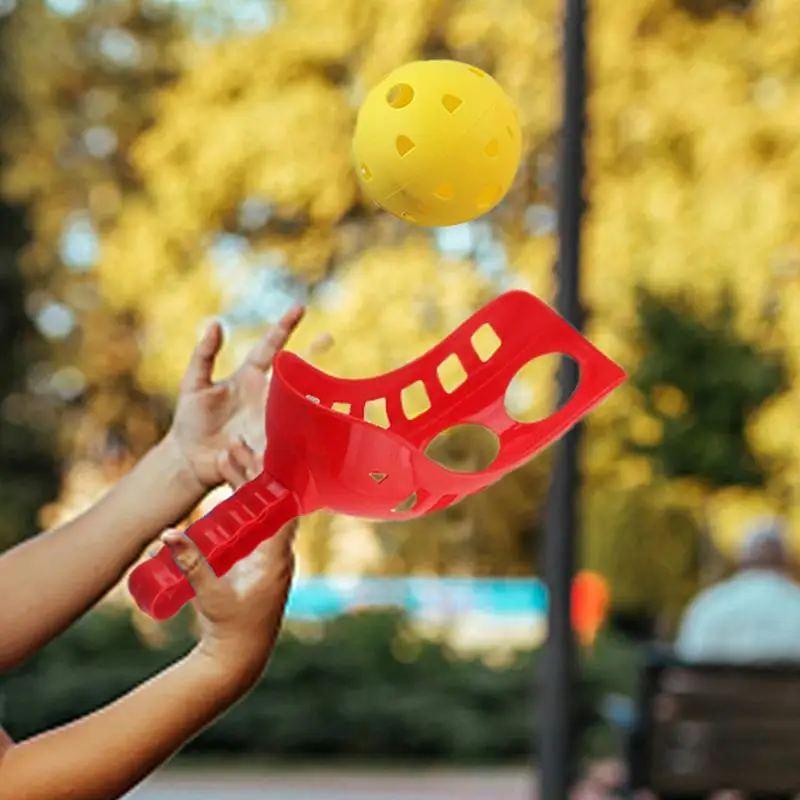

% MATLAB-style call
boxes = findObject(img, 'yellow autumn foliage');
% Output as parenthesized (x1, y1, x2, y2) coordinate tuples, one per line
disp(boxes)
(5, 0, 800, 582)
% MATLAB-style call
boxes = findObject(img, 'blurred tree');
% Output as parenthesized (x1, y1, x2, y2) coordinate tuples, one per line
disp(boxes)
(584, 289, 788, 635)
(583, 483, 705, 638)
(0, 12, 61, 549)
(630, 287, 787, 490)
(581, 0, 800, 547)
(0, 197, 61, 549)
(0, 0, 184, 473)
(80, 0, 562, 574)
(6, 0, 800, 575)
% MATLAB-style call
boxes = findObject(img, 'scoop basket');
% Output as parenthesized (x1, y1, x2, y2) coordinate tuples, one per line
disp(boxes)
(129, 290, 625, 620)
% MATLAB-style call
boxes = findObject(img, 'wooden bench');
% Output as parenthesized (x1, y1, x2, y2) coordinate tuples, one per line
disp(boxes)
(626, 650, 800, 798)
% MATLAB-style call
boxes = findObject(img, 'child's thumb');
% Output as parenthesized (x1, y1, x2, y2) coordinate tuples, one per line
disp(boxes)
(160, 529, 219, 597)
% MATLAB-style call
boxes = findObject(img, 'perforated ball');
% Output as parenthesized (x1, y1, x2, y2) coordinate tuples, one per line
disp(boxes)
(352, 60, 523, 228)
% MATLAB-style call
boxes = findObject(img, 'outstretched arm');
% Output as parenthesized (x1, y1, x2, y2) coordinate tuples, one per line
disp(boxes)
(0, 307, 305, 670)
(0, 443, 293, 800)
(0, 434, 202, 670)
(0, 649, 252, 800)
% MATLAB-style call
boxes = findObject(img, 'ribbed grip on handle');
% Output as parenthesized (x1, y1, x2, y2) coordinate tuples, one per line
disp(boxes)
(128, 474, 298, 621)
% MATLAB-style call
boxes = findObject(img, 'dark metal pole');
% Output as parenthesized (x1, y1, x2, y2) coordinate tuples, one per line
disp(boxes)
(538, 0, 587, 798)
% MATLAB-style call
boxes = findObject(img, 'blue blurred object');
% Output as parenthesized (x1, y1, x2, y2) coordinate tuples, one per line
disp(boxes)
(284, 577, 549, 621)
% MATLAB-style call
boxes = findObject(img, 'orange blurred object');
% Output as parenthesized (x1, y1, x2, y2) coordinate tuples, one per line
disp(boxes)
(571, 570, 610, 647)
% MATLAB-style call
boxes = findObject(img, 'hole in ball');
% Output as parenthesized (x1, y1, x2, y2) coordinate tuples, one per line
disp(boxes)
(484, 139, 499, 158)
(441, 94, 462, 114)
(476, 184, 502, 210)
(396, 135, 415, 157)
(400, 210, 417, 222)
(433, 182, 454, 200)
(360, 163, 372, 180)
(386, 83, 414, 109)
(506, 125, 515, 137)
(468, 67, 486, 78)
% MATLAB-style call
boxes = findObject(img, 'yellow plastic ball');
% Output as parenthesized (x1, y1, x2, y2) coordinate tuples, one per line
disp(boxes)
(352, 60, 523, 228)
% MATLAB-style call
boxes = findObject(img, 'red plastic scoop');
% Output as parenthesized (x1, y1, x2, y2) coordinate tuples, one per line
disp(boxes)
(129, 290, 625, 620)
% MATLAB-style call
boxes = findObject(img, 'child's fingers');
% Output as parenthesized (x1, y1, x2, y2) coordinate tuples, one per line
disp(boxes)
(160, 529, 219, 596)
(181, 321, 224, 393)
(218, 437, 261, 489)
(303, 332, 334, 360)
(230, 436, 261, 479)
(245, 306, 305, 372)
(217, 451, 248, 489)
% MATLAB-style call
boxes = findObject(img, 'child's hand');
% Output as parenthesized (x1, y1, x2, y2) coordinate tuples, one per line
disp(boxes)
(167, 306, 304, 494)
(167, 307, 333, 497)
(161, 439, 296, 680)
(160, 519, 296, 682)
(215, 435, 263, 490)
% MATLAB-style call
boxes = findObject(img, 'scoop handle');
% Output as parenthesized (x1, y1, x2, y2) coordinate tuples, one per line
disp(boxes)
(128, 474, 299, 621)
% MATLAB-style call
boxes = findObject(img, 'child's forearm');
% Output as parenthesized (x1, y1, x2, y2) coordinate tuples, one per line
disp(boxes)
(0, 434, 204, 669)
(0, 649, 255, 800)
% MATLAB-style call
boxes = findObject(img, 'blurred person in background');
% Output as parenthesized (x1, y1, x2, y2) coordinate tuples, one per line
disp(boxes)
(621, 518, 800, 800)
(0, 307, 308, 800)
(676, 517, 800, 665)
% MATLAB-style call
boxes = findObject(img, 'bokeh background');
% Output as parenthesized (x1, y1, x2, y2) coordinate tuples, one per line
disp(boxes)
(1, 0, 799, 797)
